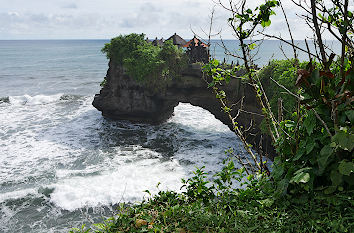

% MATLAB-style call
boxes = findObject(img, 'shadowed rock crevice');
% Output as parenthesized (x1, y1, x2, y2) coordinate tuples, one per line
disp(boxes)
(93, 60, 274, 158)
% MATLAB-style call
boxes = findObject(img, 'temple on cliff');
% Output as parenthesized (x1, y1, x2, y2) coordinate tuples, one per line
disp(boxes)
(183, 36, 209, 48)
(183, 35, 209, 63)
(166, 33, 187, 47)
(150, 33, 209, 63)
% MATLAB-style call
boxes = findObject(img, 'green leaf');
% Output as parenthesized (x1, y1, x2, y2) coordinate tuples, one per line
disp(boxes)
(345, 110, 354, 123)
(143, 190, 151, 195)
(207, 81, 215, 88)
(338, 160, 354, 176)
(306, 141, 316, 154)
(324, 186, 337, 194)
(276, 178, 289, 194)
(330, 170, 342, 186)
(272, 163, 284, 180)
(212, 59, 219, 67)
(222, 106, 231, 113)
(261, 20, 271, 27)
(257, 198, 274, 208)
(318, 145, 333, 174)
(348, 11, 353, 17)
(293, 147, 305, 161)
(294, 167, 312, 174)
(290, 172, 310, 184)
(332, 131, 354, 151)
(303, 112, 316, 135)
(248, 43, 257, 50)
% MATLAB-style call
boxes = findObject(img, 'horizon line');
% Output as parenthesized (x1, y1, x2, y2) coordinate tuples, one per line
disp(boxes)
(0, 38, 328, 41)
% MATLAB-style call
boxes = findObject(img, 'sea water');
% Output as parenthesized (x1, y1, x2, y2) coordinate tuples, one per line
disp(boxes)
(0, 39, 339, 232)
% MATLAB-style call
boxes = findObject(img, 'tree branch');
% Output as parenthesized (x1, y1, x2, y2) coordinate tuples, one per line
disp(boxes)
(310, 0, 327, 64)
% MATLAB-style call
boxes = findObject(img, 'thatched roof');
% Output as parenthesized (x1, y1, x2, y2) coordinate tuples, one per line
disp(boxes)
(166, 33, 187, 47)
(183, 36, 209, 48)
(152, 37, 164, 46)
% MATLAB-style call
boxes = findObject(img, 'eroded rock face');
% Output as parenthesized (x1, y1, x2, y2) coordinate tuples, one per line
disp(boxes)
(93, 60, 274, 158)
(93, 60, 177, 123)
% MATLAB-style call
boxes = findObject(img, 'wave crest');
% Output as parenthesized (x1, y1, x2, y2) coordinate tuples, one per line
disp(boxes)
(0, 94, 84, 106)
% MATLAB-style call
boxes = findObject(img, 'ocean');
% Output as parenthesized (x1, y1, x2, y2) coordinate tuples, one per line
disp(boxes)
(0, 39, 339, 232)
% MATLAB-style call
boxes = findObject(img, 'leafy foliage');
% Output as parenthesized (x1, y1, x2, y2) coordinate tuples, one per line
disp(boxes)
(122, 42, 163, 83)
(228, 0, 280, 39)
(202, 0, 353, 196)
(202, 55, 353, 195)
(273, 62, 353, 194)
(102, 33, 146, 65)
(159, 40, 188, 79)
(318, 5, 354, 43)
(258, 59, 306, 119)
(203, 57, 353, 194)
(101, 34, 187, 88)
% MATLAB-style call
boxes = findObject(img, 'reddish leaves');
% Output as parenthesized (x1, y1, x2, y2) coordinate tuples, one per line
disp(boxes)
(296, 69, 310, 87)
(319, 71, 334, 79)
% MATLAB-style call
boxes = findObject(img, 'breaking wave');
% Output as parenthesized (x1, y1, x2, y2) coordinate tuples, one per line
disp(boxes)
(0, 94, 85, 106)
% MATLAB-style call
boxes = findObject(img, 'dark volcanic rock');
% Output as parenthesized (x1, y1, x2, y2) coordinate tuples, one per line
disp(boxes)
(93, 60, 274, 158)
(93, 60, 177, 123)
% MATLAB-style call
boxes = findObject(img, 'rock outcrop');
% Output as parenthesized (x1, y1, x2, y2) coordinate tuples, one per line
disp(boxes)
(93, 60, 274, 158)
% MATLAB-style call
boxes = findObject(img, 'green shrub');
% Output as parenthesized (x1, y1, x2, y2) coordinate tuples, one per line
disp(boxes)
(159, 39, 188, 79)
(202, 57, 353, 195)
(258, 59, 306, 120)
(123, 43, 163, 82)
(273, 62, 353, 194)
(101, 33, 147, 65)
(101, 34, 187, 89)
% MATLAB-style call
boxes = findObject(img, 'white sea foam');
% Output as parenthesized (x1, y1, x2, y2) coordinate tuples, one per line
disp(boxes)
(171, 103, 232, 133)
(8, 94, 63, 105)
(0, 188, 37, 203)
(50, 154, 185, 211)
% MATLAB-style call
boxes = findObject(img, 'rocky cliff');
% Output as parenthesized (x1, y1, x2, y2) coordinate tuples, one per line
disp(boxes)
(93, 60, 274, 158)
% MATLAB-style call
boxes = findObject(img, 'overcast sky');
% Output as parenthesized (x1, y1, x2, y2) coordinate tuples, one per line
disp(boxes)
(0, 0, 341, 40)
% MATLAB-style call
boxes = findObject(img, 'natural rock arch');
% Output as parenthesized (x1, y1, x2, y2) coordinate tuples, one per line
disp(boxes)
(93, 61, 274, 157)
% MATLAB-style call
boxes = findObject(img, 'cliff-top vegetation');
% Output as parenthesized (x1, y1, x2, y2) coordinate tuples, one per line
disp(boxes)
(102, 34, 187, 87)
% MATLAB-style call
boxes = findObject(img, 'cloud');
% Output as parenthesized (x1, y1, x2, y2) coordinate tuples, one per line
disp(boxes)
(167, 11, 203, 29)
(0, 0, 339, 39)
(62, 3, 78, 9)
(120, 2, 162, 28)
(29, 13, 50, 23)
(0, 10, 110, 39)
(8, 11, 20, 17)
